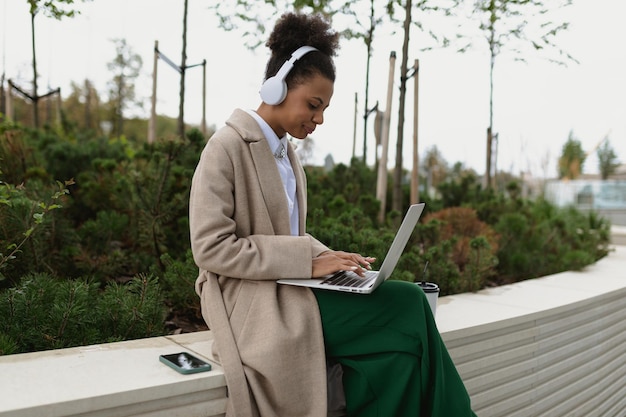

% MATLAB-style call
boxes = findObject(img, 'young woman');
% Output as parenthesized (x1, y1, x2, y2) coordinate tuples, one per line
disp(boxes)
(190, 12, 476, 417)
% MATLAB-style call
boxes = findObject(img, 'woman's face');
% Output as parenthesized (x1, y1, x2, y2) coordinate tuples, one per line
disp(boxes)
(271, 73, 334, 139)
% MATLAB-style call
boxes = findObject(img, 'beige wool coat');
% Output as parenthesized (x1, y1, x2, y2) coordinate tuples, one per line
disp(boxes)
(190, 109, 331, 417)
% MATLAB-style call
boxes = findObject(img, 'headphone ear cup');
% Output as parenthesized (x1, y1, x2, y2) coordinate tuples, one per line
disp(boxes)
(260, 46, 318, 105)
(260, 76, 287, 105)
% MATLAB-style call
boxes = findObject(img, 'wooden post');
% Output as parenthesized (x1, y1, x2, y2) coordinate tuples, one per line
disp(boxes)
(376, 51, 396, 224)
(201, 59, 207, 137)
(45, 85, 52, 125)
(55, 88, 61, 126)
(352, 92, 358, 159)
(493, 132, 499, 188)
(410, 59, 420, 205)
(85, 79, 92, 130)
(6, 80, 13, 121)
(0, 76, 5, 119)
(485, 127, 492, 188)
(148, 40, 158, 144)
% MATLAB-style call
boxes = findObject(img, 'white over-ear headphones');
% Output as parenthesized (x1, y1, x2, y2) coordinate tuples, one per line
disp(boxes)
(259, 45, 319, 105)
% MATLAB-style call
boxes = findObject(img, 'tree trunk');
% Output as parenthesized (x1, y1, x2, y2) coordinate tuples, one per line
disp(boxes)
(392, 0, 412, 213)
(178, 0, 189, 139)
(149, 41, 158, 144)
(117, 79, 124, 137)
(30, 10, 39, 128)
(362, 0, 375, 163)
(485, 1, 496, 189)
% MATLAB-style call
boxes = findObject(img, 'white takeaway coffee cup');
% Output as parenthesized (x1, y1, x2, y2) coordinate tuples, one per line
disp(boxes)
(416, 282, 440, 317)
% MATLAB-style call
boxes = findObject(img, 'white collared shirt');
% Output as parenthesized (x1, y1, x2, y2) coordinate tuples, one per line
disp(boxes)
(245, 110, 300, 236)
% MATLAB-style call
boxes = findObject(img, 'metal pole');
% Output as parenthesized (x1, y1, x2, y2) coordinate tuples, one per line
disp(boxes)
(376, 51, 396, 224)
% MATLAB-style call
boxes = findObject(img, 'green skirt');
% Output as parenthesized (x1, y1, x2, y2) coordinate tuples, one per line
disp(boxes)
(314, 280, 476, 417)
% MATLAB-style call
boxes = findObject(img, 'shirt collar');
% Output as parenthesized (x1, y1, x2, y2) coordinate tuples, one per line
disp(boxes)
(245, 109, 287, 156)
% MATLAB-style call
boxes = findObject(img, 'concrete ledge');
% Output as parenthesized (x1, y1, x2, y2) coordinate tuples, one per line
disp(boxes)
(611, 224, 626, 245)
(1, 244, 625, 417)
(0, 333, 226, 417)
(437, 244, 626, 417)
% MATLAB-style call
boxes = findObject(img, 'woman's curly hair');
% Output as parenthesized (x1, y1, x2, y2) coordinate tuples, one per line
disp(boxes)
(264, 12, 340, 87)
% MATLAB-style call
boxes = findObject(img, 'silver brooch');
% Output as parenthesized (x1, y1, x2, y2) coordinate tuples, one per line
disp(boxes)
(274, 143, 286, 159)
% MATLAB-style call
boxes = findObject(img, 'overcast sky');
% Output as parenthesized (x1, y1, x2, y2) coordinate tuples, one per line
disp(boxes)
(2, 0, 625, 178)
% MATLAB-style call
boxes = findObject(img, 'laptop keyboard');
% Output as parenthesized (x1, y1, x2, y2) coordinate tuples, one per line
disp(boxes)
(321, 270, 377, 288)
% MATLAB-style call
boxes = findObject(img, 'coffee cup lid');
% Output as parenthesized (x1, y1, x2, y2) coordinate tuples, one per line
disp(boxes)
(416, 282, 439, 293)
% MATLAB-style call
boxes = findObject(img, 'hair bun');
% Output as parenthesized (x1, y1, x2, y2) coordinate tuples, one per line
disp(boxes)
(266, 12, 339, 58)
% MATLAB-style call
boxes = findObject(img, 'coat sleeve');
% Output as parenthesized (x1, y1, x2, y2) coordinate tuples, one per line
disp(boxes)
(307, 234, 330, 258)
(189, 135, 320, 280)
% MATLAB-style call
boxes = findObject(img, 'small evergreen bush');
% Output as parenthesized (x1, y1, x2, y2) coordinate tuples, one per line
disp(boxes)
(494, 198, 611, 283)
(158, 251, 202, 322)
(0, 273, 166, 354)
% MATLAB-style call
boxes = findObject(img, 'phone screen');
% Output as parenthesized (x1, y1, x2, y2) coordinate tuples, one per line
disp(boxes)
(159, 352, 212, 374)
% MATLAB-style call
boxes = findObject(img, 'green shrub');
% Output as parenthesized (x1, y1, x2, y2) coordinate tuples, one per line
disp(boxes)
(0, 122, 614, 354)
(158, 251, 202, 321)
(494, 198, 611, 283)
(0, 333, 19, 355)
(416, 239, 462, 295)
(0, 122, 42, 185)
(97, 274, 167, 342)
(0, 273, 166, 354)
(0, 176, 74, 284)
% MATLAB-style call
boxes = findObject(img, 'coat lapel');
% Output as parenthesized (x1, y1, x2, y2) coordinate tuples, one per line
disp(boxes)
(227, 109, 292, 236)
(250, 141, 292, 235)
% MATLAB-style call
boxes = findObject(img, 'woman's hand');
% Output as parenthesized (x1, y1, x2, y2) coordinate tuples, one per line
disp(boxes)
(311, 251, 376, 278)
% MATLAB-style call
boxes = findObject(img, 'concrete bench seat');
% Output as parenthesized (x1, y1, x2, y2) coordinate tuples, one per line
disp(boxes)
(1, 238, 625, 417)
(0, 332, 227, 417)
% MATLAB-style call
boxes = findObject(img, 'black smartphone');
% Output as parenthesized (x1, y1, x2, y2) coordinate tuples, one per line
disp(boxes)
(159, 352, 212, 374)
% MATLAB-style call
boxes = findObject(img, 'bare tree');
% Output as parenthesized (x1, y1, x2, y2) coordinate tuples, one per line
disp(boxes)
(339, 0, 388, 164)
(391, 0, 413, 213)
(25, 0, 87, 128)
(387, 0, 456, 213)
(455, 0, 576, 188)
(107, 39, 143, 138)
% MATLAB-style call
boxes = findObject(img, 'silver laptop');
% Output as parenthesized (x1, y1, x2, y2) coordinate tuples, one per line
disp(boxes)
(278, 203, 425, 294)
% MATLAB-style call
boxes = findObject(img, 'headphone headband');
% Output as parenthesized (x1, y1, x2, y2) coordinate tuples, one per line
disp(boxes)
(290, 45, 319, 61)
